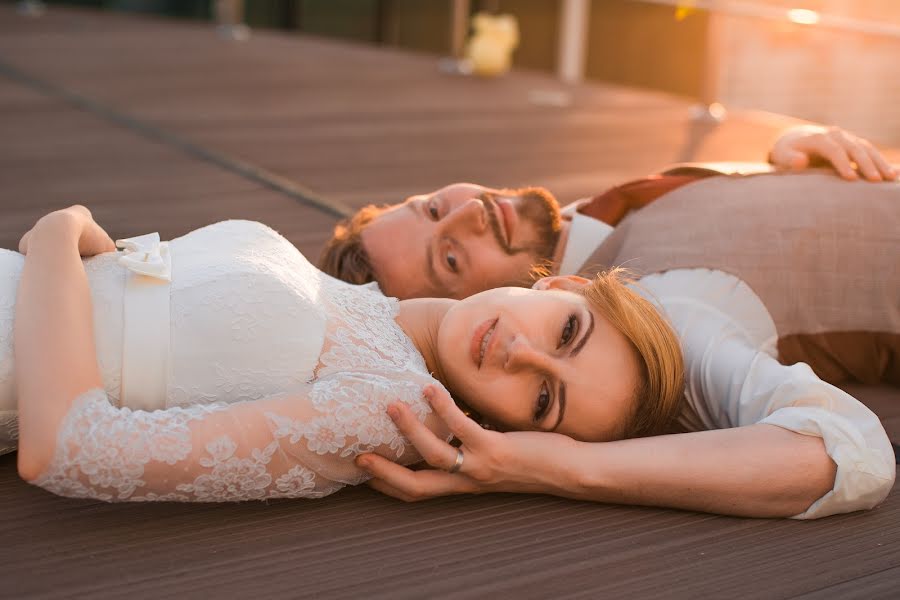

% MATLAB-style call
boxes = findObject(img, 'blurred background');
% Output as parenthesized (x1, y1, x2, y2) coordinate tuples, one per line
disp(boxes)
(4, 0, 900, 252)
(24, 0, 900, 146)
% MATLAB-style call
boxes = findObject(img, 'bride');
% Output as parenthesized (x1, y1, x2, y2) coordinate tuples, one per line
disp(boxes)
(7, 206, 684, 501)
(8, 206, 896, 518)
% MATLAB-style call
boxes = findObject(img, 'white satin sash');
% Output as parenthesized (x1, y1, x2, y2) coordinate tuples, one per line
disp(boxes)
(115, 233, 172, 411)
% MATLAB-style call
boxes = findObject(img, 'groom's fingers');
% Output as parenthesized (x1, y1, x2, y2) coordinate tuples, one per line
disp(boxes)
(388, 401, 461, 472)
(359, 454, 477, 501)
(861, 141, 897, 180)
(847, 143, 881, 181)
(423, 385, 486, 446)
(366, 477, 420, 503)
(811, 135, 857, 180)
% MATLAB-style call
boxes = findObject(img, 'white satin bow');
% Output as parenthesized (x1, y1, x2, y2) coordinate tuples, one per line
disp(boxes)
(115, 232, 172, 281)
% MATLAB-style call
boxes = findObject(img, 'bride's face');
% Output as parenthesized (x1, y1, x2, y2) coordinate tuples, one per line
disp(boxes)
(436, 280, 641, 442)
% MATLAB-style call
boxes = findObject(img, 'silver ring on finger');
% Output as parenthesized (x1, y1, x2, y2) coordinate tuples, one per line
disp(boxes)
(448, 448, 464, 474)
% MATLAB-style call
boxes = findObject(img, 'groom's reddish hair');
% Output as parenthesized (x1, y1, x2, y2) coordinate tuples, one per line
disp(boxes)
(318, 204, 387, 285)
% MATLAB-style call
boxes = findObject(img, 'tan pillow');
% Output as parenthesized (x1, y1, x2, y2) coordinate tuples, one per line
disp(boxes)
(579, 170, 900, 385)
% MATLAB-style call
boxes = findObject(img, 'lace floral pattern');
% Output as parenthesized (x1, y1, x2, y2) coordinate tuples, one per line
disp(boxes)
(34, 390, 219, 501)
(175, 437, 279, 501)
(27, 219, 444, 502)
(0, 251, 23, 454)
(36, 371, 432, 502)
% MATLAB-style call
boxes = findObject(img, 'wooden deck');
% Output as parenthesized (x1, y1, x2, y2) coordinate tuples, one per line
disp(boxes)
(0, 6, 897, 599)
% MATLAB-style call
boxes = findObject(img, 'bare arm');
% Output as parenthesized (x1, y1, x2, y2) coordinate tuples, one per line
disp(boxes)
(15, 207, 114, 480)
(358, 387, 837, 518)
(566, 424, 834, 516)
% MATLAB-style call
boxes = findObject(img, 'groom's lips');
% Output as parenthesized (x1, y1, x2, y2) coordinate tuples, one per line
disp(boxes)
(471, 317, 499, 369)
(496, 198, 518, 247)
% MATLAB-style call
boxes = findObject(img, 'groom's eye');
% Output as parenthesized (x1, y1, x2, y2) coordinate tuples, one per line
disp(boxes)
(428, 199, 440, 220)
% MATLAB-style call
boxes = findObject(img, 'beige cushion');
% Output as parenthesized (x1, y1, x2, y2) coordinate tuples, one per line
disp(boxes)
(579, 170, 900, 385)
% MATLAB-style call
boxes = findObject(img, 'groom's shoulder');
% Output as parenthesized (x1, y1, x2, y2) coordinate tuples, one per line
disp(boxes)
(660, 161, 776, 178)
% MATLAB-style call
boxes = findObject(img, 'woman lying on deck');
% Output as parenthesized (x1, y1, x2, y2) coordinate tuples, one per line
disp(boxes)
(5, 198, 895, 518)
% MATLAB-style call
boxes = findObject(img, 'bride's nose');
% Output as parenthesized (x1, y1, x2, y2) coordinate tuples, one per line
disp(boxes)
(504, 335, 551, 373)
(442, 198, 487, 235)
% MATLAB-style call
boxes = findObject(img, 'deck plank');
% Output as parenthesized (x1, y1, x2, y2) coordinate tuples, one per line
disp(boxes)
(1, 450, 898, 600)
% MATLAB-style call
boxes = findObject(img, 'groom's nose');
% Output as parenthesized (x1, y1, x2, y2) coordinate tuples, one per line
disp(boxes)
(441, 198, 488, 236)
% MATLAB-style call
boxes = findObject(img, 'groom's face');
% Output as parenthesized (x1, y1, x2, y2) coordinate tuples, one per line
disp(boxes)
(361, 184, 560, 299)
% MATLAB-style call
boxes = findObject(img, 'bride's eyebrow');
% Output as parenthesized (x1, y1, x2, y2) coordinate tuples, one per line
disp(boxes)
(550, 310, 593, 432)
(571, 310, 595, 357)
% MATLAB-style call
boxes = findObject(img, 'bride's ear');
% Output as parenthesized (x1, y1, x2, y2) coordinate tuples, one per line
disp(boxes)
(532, 275, 591, 292)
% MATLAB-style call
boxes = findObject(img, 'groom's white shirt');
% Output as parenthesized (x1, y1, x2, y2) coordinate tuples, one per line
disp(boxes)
(557, 201, 614, 276)
(554, 202, 896, 520)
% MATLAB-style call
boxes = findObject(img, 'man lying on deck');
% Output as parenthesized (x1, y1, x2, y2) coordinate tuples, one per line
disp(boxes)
(319, 124, 899, 519)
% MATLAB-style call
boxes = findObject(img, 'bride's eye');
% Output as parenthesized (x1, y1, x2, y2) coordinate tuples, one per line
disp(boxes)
(446, 251, 458, 272)
(534, 382, 551, 423)
(559, 314, 578, 348)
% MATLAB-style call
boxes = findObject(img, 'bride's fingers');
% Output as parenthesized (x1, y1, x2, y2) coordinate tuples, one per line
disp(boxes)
(387, 402, 462, 471)
(423, 385, 488, 446)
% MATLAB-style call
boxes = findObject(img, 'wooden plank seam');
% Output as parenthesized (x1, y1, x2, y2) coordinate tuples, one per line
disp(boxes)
(0, 58, 353, 220)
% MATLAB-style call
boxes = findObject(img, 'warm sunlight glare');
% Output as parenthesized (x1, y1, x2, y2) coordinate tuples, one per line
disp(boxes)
(786, 8, 820, 25)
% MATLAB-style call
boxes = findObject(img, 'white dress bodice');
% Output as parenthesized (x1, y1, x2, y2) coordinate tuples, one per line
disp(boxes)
(2, 221, 433, 410)
(71, 221, 320, 409)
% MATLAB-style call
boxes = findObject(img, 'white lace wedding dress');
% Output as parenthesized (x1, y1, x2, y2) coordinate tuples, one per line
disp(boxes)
(0, 220, 446, 501)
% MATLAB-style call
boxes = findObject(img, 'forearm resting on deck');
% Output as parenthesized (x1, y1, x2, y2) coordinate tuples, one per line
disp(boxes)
(556, 424, 836, 518)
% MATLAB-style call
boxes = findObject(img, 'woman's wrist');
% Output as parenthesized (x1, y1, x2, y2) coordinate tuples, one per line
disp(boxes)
(38, 210, 84, 235)
(25, 211, 84, 253)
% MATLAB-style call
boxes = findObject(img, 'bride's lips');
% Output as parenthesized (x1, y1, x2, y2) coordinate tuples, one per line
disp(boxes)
(470, 317, 499, 369)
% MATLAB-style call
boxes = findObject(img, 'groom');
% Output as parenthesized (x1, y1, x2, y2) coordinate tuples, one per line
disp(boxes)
(320, 125, 896, 298)
(320, 125, 899, 388)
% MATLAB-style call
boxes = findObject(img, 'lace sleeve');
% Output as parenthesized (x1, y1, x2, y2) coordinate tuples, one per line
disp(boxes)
(29, 372, 448, 502)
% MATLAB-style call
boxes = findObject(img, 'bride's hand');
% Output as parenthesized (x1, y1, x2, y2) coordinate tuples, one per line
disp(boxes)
(356, 385, 578, 501)
(19, 205, 116, 257)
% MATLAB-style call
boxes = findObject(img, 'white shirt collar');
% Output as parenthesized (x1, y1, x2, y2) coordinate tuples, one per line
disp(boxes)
(558, 211, 614, 275)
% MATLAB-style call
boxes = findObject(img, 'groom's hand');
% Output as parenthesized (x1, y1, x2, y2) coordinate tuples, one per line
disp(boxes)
(356, 385, 578, 501)
(769, 125, 897, 181)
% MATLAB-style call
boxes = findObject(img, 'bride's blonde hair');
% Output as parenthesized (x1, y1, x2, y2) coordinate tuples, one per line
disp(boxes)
(578, 269, 685, 438)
